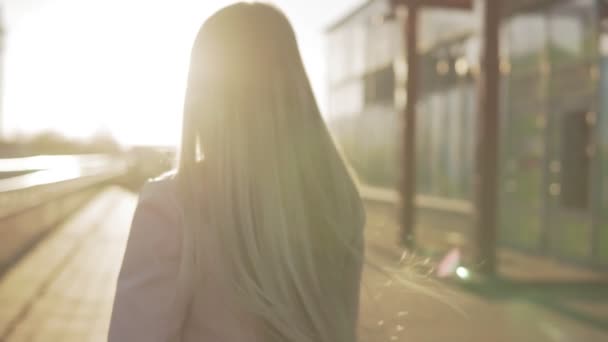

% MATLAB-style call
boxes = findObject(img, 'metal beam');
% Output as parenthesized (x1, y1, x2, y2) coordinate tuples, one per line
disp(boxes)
(474, 0, 501, 276)
(391, 0, 473, 10)
(420, 0, 473, 9)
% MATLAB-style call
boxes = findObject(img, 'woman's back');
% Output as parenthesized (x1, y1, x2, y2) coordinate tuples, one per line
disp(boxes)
(109, 176, 266, 342)
(109, 3, 365, 341)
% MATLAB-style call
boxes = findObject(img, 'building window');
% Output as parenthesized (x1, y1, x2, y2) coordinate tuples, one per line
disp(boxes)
(364, 65, 395, 106)
(560, 110, 590, 210)
(548, 0, 595, 65)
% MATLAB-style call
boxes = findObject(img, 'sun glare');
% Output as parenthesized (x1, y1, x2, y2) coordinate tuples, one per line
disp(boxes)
(2, 0, 228, 146)
(3, 0, 330, 146)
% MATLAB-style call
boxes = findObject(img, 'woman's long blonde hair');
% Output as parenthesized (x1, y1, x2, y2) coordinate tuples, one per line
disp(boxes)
(176, 2, 366, 342)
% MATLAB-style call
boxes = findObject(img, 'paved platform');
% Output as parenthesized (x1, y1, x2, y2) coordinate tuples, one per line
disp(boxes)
(0, 188, 136, 342)
(0, 186, 606, 341)
(360, 212, 608, 342)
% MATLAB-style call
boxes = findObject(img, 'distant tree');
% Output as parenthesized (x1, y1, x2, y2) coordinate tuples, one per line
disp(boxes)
(26, 131, 77, 154)
(15, 129, 123, 155)
(86, 129, 123, 154)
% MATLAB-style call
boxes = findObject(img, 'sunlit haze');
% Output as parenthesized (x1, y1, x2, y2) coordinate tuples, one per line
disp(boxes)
(1, 0, 360, 146)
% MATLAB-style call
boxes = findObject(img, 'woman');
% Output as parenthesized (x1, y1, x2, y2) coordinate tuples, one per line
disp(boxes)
(108, 2, 365, 342)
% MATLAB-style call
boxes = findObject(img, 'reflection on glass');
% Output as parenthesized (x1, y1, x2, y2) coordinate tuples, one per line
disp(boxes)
(549, 0, 595, 65)
(508, 12, 546, 72)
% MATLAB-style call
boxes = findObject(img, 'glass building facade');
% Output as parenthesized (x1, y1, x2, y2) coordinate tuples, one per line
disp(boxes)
(326, 0, 401, 188)
(327, 0, 608, 267)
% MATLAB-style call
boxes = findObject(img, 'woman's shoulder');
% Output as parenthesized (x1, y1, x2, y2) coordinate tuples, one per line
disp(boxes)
(140, 169, 177, 199)
(137, 170, 182, 224)
(130, 170, 182, 260)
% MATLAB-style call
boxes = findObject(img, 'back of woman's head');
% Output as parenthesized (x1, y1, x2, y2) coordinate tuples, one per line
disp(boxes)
(178, 3, 366, 341)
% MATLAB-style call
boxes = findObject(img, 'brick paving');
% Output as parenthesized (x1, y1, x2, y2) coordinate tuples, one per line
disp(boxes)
(0, 187, 606, 342)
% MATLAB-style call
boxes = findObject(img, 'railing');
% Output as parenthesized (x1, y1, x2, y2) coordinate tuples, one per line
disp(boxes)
(0, 155, 129, 274)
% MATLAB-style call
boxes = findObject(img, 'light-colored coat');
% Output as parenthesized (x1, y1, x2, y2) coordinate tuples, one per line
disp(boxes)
(108, 178, 261, 341)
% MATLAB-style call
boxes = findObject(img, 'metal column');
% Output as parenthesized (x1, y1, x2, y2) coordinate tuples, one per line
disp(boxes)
(474, 0, 501, 275)
(400, 2, 419, 248)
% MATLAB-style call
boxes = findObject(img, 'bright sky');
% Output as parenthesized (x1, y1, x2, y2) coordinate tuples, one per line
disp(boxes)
(1, 0, 361, 146)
